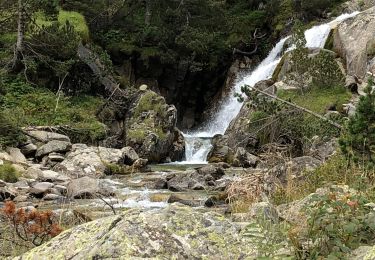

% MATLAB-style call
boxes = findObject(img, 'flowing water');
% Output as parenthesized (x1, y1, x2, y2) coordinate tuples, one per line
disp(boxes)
(181, 11, 360, 164)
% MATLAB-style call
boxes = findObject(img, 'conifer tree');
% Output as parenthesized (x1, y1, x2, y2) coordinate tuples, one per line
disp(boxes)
(340, 77, 375, 168)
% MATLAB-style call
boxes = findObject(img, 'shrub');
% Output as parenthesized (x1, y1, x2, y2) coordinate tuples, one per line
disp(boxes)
(0, 164, 19, 183)
(301, 187, 375, 258)
(340, 77, 375, 168)
(0, 201, 63, 247)
(0, 112, 25, 149)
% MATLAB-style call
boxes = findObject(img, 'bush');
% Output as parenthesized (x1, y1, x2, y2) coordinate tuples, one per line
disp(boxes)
(340, 77, 375, 168)
(0, 112, 25, 149)
(301, 187, 375, 258)
(0, 164, 19, 183)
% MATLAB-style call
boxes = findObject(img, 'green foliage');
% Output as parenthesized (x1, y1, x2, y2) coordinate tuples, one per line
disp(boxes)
(0, 164, 20, 183)
(340, 77, 375, 168)
(244, 218, 292, 259)
(310, 51, 344, 88)
(104, 163, 130, 175)
(1, 77, 106, 143)
(303, 187, 375, 258)
(0, 112, 25, 149)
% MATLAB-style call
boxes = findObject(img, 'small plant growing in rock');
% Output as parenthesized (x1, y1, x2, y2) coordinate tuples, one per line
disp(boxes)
(1, 201, 63, 246)
(0, 164, 20, 183)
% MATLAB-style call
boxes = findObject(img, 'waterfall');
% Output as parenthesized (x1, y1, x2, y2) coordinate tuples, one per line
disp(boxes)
(180, 12, 359, 164)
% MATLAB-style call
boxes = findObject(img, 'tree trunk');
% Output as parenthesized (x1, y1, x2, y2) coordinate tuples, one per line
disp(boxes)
(12, 0, 25, 70)
(145, 0, 151, 26)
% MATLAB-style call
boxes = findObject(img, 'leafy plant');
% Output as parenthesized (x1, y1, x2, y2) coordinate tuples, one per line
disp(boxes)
(340, 76, 375, 168)
(302, 187, 375, 259)
(0, 164, 20, 183)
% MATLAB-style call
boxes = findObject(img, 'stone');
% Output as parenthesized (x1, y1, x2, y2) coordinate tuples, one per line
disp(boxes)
(125, 91, 185, 163)
(30, 182, 54, 196)
(38, 170, 71, 182)
(121, 147, 139, 165)
(67, 177, 113, 199)
(334, 7, 375, 78)
(43, 193, 63, 201)
(207, 135, 235, 163)
(36, 140, 72, 158)
(167, 166, 225, 192)
(248, 202, 279, 223)
(16, 204, 258, 259)
(54, 185, 67, 195)
(0, 179, 6, 187)
(308, 137, 338, 161)
(0, 186, 17, 201)
(25, 166, 43, 179)
(232, 147, 260, 168)
(14, 195, 29, 203)
(13, 180, 30, 190)
(6, 147, 27, 164)
(54, 144, 124, 178)
(269, 156, 322, 184)
(0, 152, 12, 162)
(139, 84, 148, 91)
(26, 130, 71, 143)
(167, 194, 201, 207)
(20, 143, 37, 156)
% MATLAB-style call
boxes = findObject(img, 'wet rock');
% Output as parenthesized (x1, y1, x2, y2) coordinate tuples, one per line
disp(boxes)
(36, 140, 72, 159)
(168, 166, 225, 192)
(16, 204, 257, 259)
(167, 194, 201, 207)
(121, 147, 139, 166)
(26, 130, 70, 143)
(207, 135, 234, 163)
(232, 147, 260, 168)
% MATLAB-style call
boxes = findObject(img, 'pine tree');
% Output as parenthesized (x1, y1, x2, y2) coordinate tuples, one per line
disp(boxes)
(340, 77, 375, 168)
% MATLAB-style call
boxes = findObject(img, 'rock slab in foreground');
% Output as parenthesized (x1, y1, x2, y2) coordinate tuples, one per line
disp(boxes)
(16, 204, 255, 259)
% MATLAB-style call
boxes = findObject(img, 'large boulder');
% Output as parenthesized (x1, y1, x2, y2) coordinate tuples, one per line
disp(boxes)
(35, 140, 72, 159)
(26, 130, 70, 143)
(125, 90, 185, 163)
(334, 7, 375, 79)
(232, 147, 260, 168)
(66, 176, 112, 199)
(207, 135, 235, 163)
(167, 165, 225, 192)
(54, 144, 125, 178)
(6, 147, 27, 164)
(16, 204, 257, 259)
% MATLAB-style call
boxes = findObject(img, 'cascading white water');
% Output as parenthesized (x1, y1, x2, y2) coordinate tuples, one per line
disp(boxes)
(181, 12, 359, 164)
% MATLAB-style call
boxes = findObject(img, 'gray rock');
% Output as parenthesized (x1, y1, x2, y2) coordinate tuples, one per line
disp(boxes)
(0, 152, 12, 162)
(334, 7, 375, 78)
(6, 147, 27, 164)
(55, 144, 124, 178)
(30, 182, 54, 196)
(43, 193, 63, 201)
(25, 166, 43, 179)
(16, 204, 258, 259)
(0, 186, 17, 201)
(232, 147, 260, 168)
(14, 195, 29, 203)
(36, 140, 72, 158)
(121, 147, 139, 165)
(13, 180, 30, 190)
(248, 202, 279, 223)
(67, 176, 112, 199)
(38, 170, 71, 182)
(26, 130, 70, 143)
(20, 143, 37, 156)
(0, 179, 6, 187)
